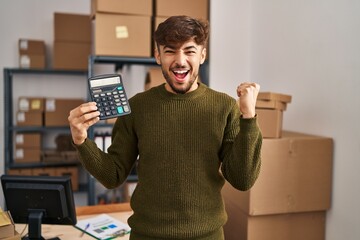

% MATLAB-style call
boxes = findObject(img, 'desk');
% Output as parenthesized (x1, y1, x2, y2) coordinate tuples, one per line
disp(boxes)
(15, 203, 133, 240)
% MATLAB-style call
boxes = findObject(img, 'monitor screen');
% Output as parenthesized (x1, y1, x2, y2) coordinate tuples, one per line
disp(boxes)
(1, 175, 77, 239)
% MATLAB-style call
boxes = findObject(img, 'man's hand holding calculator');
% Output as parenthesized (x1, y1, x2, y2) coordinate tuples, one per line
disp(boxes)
(68, 74, 131, 145)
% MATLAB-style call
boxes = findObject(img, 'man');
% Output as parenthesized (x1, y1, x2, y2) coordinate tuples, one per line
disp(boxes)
(69, 15, 262, 240)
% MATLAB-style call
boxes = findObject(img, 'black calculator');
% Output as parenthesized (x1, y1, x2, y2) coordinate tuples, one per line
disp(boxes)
(88, 74, 131, 120)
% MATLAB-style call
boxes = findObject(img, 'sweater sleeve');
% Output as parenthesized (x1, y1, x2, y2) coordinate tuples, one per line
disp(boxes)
(220, 103, 262, 191)
(74, 115, 138, 189)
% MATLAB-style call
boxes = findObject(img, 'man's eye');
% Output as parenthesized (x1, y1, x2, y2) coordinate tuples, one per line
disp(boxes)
(186, 51, 196, 55)
(165, 50, 175, 53)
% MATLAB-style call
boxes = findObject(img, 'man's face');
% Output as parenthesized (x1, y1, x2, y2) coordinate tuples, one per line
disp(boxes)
(155, 39, 206, 94)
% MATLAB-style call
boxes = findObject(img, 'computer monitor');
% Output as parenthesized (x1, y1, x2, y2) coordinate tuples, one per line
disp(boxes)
(1, 175, 77, 240)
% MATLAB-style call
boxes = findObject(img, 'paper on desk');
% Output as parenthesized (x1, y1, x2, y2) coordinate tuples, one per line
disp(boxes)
(75, 213, 131, 239)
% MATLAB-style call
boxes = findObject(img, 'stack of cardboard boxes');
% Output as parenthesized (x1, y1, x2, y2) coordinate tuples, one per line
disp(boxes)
(18, 39, 46, 69)
(222, 93, 334, 240)
(0, 209, 20, 240)
(53, 12, 92, 70)
(9, 97, 84, 191)
(91, 0, 153, 57)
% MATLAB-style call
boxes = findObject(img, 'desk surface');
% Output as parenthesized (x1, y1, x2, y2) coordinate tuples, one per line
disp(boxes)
(15, 204, 133, 240)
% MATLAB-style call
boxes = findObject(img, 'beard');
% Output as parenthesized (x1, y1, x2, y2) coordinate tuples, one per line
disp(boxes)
(161, 68, 198, 94)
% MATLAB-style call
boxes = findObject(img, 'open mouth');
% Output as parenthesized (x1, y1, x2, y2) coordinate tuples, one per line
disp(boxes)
(172, 70, 189, 82)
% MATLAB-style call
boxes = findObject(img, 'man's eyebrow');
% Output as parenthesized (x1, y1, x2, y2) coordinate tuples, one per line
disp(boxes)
(163, 45, 198, 51)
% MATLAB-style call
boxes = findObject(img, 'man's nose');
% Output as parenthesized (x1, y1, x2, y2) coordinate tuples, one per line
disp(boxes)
(174, 52, 187, 66)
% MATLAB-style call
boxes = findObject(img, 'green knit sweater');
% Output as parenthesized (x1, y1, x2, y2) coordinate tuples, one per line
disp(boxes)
(75, 83, 262, 240)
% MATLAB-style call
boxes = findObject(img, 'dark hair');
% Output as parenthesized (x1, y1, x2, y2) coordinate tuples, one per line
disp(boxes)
(154, 15, 209, 48)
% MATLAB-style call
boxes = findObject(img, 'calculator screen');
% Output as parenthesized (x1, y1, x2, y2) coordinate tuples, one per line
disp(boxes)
(90, 76, 120, 88)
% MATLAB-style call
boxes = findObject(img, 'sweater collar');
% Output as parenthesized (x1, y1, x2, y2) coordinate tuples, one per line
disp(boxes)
(156, 82, 207, 100)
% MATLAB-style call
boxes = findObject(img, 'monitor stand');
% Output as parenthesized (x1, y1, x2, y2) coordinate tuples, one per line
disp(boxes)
(22, 209, 61, 240)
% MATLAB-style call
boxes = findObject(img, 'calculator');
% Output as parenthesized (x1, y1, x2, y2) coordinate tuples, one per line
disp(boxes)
(88, 74, 131, 120)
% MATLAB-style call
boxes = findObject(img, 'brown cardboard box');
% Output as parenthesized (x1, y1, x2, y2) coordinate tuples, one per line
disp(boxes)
(32, 167, 56, 176)
(15, 133, 41, 148)
(53, 41, 91, 70)
(257, 92, 292, 103)
(55, 167, 79, 191)
(222, 131, 333, 216)
(256, 99, 287, 111)
(256, 108, 283, 138)
(223, 209, 326, 240)
(0, 211, 16, 239)
(155, 0, 209, 19)
(19, 54, 46, 69)
(144, 67, 165, 91)
(54, 12, 91, 43)
(14, 148, 41, 163)
(18, 97, 45, 112)
(91, 0, 152, 17)
(44, 98, 84, 126)
(94, 13, 151, 57)
(7, 168, 33, 176)
(16, 112, 43, 126)
(18, 39, 45, 55)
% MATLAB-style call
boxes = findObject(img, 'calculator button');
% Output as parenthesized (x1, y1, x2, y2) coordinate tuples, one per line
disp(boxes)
(123, 105, 130, 112)
(117, 86, 123, 90)
(117, 106, 124, 114)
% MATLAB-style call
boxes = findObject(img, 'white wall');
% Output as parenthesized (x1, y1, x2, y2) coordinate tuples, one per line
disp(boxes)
(1, 0, 359, 239)
(211, 0, 360, 239)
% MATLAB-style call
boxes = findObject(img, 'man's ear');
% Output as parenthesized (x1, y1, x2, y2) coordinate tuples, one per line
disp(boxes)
(154, 47, 161, 65)
(200, 47, 207, 65)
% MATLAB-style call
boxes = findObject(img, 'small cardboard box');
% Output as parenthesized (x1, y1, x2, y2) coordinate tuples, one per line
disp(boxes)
(32, 167, 57, 177)
(16, 111, 43, 126)
(144, 67, 165, 91)
(55, 167, 79, 191)
(222, 131, 333, 216)
(94, 13, 151, 57)
(223, 209, 326, 240)
(257, 92, 292, 103)
(14, 148, 41, 163)
(18, 39, 45, 55)
(155, 0, 209, 19)
(256, 108, 283, 138)
(7, 168, 33, 176)
(256, 99, 287, 111)
(53, 41, 91, 70)
(19, 54, 46, 69)
(18, 97, 45, 112)
(91, 0, 152, 17)
(15, 133, 41, 148)
(54, 12, 91, 43)
(0, 211, 15, 239)
(44, 98, 84, 126)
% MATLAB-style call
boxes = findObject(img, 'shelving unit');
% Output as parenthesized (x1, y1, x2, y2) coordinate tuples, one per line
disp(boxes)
(3, 68, 87, 184)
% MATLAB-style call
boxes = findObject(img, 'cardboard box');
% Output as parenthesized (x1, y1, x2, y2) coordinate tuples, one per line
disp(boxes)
(155, 0, 209, 19)
(55, 167, 79, 191)
(7, 168, 33, 176)
(54, 12, 91, 43)
(18, 97, 45, 112)
(145, 67, 165, 91)
(32, 167, 56, 177)
(256, 99, 287, 111)
(257, 92, 292, 103)
(16, 111, 43, 126)
(0, 211, 15, 239)
(256, 109, 283, 138)
(223, 209, 326, 240)
(14, 148, 41, 163)
(18, 39, 45, 55)
(94, 13, 151, 57)
(44, 98, 84, 126)
(53, 41, 91, 70)
(19, 54, 46, 69)
(15, 133, 41, 148)
(222, 131, 333, 216)
(91, 0, 152, 17)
